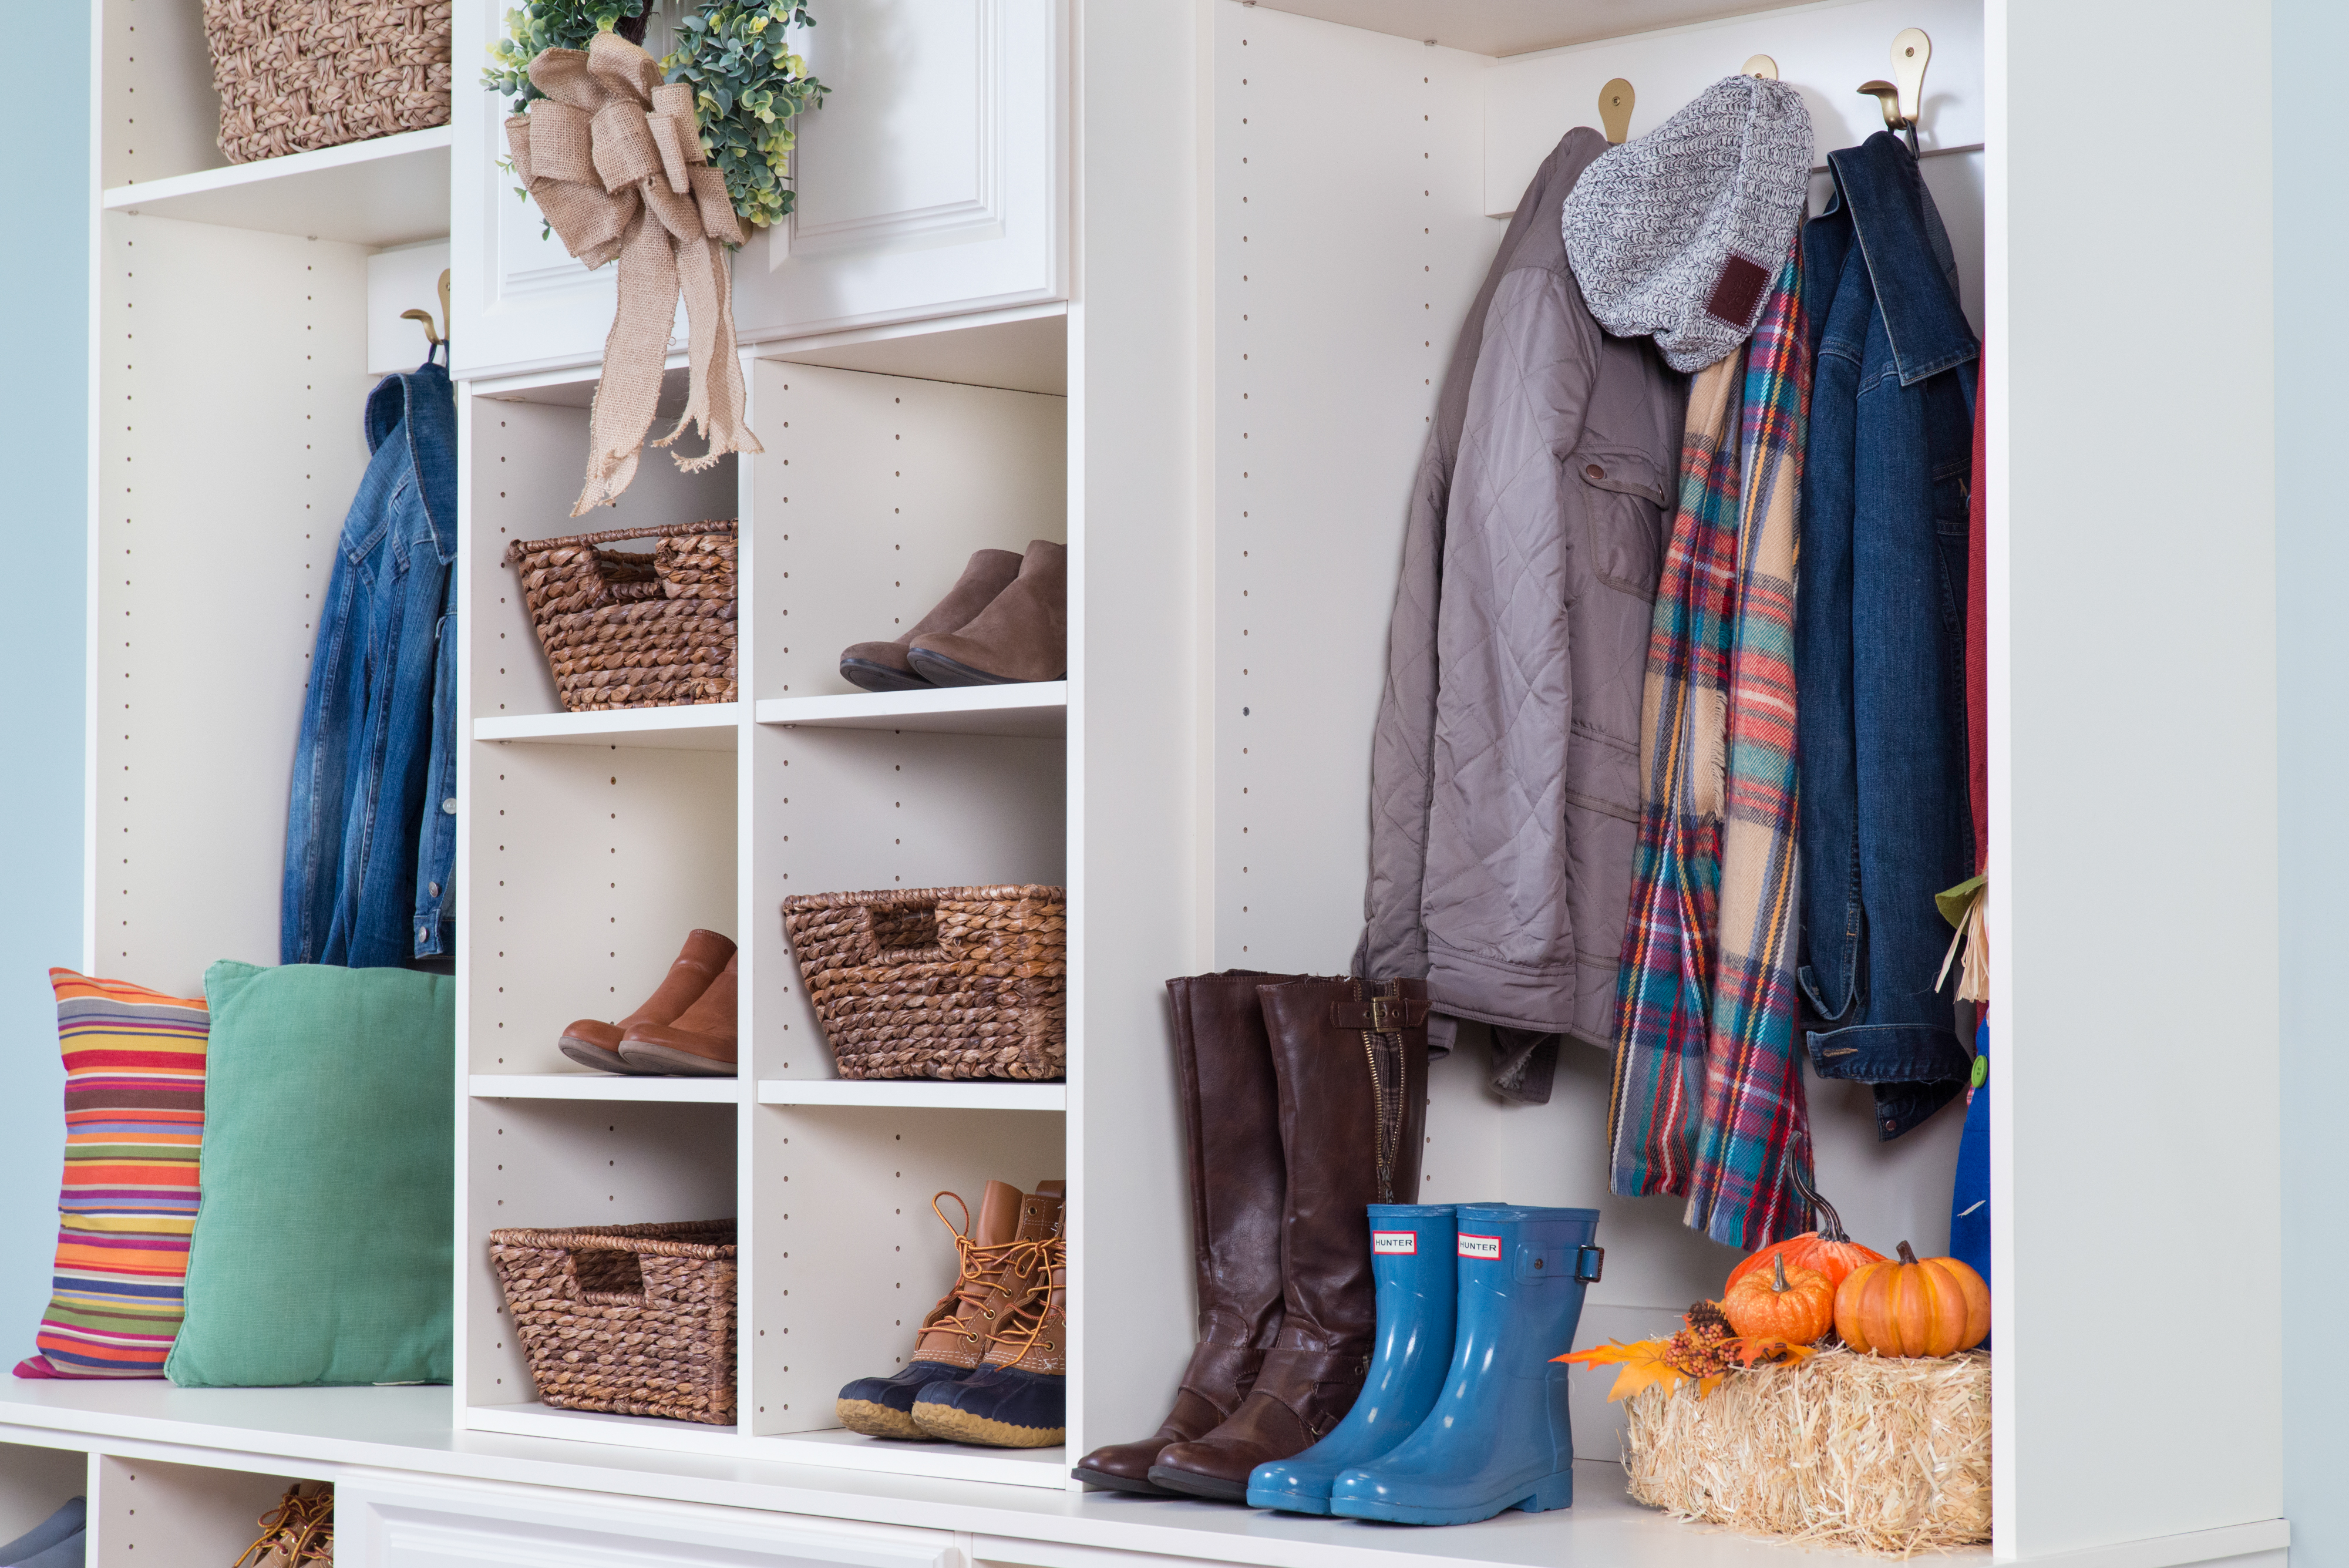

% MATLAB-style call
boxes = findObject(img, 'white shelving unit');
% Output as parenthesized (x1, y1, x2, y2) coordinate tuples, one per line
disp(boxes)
(30, 0, 2287, 1563)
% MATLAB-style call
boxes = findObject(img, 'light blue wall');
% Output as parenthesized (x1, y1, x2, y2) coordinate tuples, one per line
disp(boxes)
(0, 9, 88, 1348)
(2276, 1, 2344, 1562)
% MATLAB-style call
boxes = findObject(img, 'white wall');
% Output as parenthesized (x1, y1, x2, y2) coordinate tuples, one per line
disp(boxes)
(1993, 0, 2281, 1552)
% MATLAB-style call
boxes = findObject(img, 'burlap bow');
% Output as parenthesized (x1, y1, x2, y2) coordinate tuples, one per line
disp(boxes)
(506, 32, 763, 516)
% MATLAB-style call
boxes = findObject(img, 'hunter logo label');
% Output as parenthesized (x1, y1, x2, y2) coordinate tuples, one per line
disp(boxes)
(1457, 1233, 1502, 1260)
(1372, 1230, 1418, 1256)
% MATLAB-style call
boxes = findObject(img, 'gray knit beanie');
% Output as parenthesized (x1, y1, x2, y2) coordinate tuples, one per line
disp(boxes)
(1562, 75, 1813, 372)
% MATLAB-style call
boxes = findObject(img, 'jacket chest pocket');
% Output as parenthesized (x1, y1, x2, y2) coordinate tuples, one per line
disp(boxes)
(1571, 448, 1671, 598)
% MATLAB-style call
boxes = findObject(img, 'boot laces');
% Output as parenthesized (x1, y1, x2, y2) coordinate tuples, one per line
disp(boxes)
(920, 1192, 1052, 1347)
(987, 1238, 1065, 1371)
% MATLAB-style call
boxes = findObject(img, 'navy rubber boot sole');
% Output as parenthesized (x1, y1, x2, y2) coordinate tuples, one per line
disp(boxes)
(837, 1360, 974, 1439)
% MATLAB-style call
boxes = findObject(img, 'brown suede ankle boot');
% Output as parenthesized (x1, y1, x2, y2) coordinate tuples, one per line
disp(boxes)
(1072, 971, 1307, 1494)
(616, 953, 739, 1075)
(840, 547, 1023, 693)
(558, 928, 736, 1074)
(907, 539, 1065, 686)
(1145, 976, 1430, 1502)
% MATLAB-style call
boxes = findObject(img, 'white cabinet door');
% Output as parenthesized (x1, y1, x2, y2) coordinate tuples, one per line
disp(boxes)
(451, 0, 1066, 380)
(730, 0, 1068, 341)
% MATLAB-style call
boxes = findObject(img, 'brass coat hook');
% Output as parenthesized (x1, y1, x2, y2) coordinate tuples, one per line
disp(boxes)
(1859, 28, 1931, 152)
(1599, 78, 1634, 144)
(402, 268, 453, 352)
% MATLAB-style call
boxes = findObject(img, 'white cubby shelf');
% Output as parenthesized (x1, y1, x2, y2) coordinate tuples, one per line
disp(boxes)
(756, 684, 1069, 739)
(471, 1073, 743, 1103)
(756, 1079, 1068, 1111)
(102, 125, 453, 247)
(474, 704, 743, 751)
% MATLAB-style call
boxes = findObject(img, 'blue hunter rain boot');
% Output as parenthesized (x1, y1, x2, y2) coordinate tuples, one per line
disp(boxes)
(1246, 1204, 1460, 1514)
(1328, 1204, 1602, 1525)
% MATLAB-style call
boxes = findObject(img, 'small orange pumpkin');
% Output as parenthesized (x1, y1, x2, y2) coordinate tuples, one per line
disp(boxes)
(1725, 1167, 1885, 1293)
(1722, 1253, 1835, 1346)
(1833, 1241, 1990, 1357)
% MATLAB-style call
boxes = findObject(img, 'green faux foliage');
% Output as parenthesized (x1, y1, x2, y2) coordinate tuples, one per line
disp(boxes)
(663, 4, 829, 231)
(483, 0, 827, 237)
(483, 0, 654, 113)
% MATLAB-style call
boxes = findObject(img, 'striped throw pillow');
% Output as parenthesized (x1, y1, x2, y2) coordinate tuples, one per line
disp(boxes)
(12, 970, 207, 1378)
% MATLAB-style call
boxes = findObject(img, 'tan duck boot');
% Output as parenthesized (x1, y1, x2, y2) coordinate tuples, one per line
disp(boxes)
(907, 539, 1066, 686)
(837, 1180, 1066, 1438)
(615, 953, 738, 1075)
(558, 928, 735, 1074)
(840, 547, 1023, 693)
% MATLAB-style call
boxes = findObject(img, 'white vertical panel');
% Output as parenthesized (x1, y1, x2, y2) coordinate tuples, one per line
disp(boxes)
(93, 214, 371, 994)
(1995, 0, 2280, 1553)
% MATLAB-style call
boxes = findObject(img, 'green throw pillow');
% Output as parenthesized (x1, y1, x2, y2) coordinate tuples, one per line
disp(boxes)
(166, 961, 454, 1387)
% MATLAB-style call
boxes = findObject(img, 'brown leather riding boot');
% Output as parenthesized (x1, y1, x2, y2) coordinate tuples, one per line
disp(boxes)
(1146, 976, 1430, 1502)
(907, 539, 1066, 686)
(840, 547, 1024, 693)
(558, 928, 736, 1074)
(1072, 971, 1306, 1495)
(617, 953, 739, 1075)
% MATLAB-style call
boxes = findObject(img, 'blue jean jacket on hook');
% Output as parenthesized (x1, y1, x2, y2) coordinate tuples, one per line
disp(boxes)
(281, 358, 459, 967)
(1795, 133, 1978, 1139)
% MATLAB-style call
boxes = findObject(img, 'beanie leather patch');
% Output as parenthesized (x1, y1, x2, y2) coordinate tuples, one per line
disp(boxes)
(1704, 253, 1771, 327)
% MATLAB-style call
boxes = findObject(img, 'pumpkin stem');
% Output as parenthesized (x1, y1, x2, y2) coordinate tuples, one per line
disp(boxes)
(1896, 1240, 1920, 1266)
(1788, 1158, 1851, 1243)
(1771, 1253, 1791, 1294)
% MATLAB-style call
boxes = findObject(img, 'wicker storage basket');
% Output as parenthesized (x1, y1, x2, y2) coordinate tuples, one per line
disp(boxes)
(202, 1, 453, 165)
(506, 521, 738, 712)
(782, 886, 1067, 1081)
(488, 1221, 736, 1425)
(1621, 1347, 1991, 1556)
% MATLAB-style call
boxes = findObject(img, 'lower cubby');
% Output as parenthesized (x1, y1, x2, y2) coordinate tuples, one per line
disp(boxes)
(92, 1455, 319, 1568)
(744, 1102, 1068, 1483)
(463, 1098, 739, 1423)
(467, 738, 738, 1077)
(0, 1442, 85, 1553)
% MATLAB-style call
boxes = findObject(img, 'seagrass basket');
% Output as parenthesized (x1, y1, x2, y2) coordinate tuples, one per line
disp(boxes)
(781, 886, 1067, 1081)
(202, 1, 453, 165)
(487, 1221, 736, 1425)
(506, 521, 738, 712)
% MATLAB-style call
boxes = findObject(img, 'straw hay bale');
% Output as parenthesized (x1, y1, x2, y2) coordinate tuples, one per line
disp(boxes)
(1622, 1346, 1991, 1557)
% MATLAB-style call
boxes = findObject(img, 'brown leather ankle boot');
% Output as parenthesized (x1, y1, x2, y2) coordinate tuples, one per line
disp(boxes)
(907, 539, 1066, 686)
(558, 928, 736, 1074)
(840, 547, 1023, 693)
(1072, 971, 1307, 1494)
(616, 953, 739, 1075)
(1145, 976, 1430, 1502)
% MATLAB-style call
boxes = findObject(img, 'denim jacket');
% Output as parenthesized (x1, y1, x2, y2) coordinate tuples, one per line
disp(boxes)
(281, 358, 459, 967)
(1794, 134, 1978, 1138)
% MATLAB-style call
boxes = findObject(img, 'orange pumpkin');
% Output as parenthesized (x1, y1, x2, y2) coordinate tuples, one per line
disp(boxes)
(1725, 1170, 1885, 1293)
(1721, 1254, 1835, 1346)
(1833, 1241, 1991, 1357)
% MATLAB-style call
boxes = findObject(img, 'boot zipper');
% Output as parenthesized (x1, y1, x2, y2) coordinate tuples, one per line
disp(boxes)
(1357, 977, 1396, 1203)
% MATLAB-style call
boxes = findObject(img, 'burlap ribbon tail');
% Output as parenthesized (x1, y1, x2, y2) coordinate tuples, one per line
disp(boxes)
(505, 32, 762, 515)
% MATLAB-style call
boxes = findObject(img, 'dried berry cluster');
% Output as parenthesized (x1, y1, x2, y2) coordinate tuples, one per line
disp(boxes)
(1661, 1300, 1743, 1379)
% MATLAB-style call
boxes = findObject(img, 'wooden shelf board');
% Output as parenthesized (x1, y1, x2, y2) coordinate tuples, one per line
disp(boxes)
(470, 1074, 741, 1103)
(756, 1079, 1067, 1111)
(473, 704, 741, 750)
(755, 684, 1066, 738)
(100, 127, 453, 248)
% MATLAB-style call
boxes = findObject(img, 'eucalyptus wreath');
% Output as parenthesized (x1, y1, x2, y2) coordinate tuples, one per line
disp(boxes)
(484, 0, 829, 233)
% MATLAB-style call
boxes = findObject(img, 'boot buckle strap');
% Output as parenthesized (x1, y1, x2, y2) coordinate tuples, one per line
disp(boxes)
(1576, 1244, 1605, 1284)
(1331, 994, 1428, 1032)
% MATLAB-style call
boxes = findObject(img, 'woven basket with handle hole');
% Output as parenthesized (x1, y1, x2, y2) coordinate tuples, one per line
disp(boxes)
(202, 1, 453, 164)
(506, 521, 738, 712)
(488, 1221, 736, 1425)
(781, 886, 1067, 1081)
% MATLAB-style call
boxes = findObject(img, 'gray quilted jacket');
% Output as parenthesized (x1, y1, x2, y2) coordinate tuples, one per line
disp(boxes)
(1360, 128, 1686, 1082)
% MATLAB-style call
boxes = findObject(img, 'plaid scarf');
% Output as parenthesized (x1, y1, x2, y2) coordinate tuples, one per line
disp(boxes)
(1607, 240, 1813, 1251)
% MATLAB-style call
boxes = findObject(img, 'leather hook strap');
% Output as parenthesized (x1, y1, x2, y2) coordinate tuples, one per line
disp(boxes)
(1330, 994, 1429, 1032)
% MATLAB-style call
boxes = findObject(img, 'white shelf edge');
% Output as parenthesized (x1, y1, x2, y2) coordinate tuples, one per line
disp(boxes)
(470, 1074, 741, 1103)
(755, 684, 1068, 736)
(473, 704, 742, 747)
(100, 126, 453, 210)
(756, 1079, 1068, 1111)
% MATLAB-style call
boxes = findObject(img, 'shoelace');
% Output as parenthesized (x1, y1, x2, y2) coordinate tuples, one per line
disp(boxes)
(235, 1485, 332, 1567)
(920, 1192, 1055, 1347)
(986, 1239, 1066, 1372)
